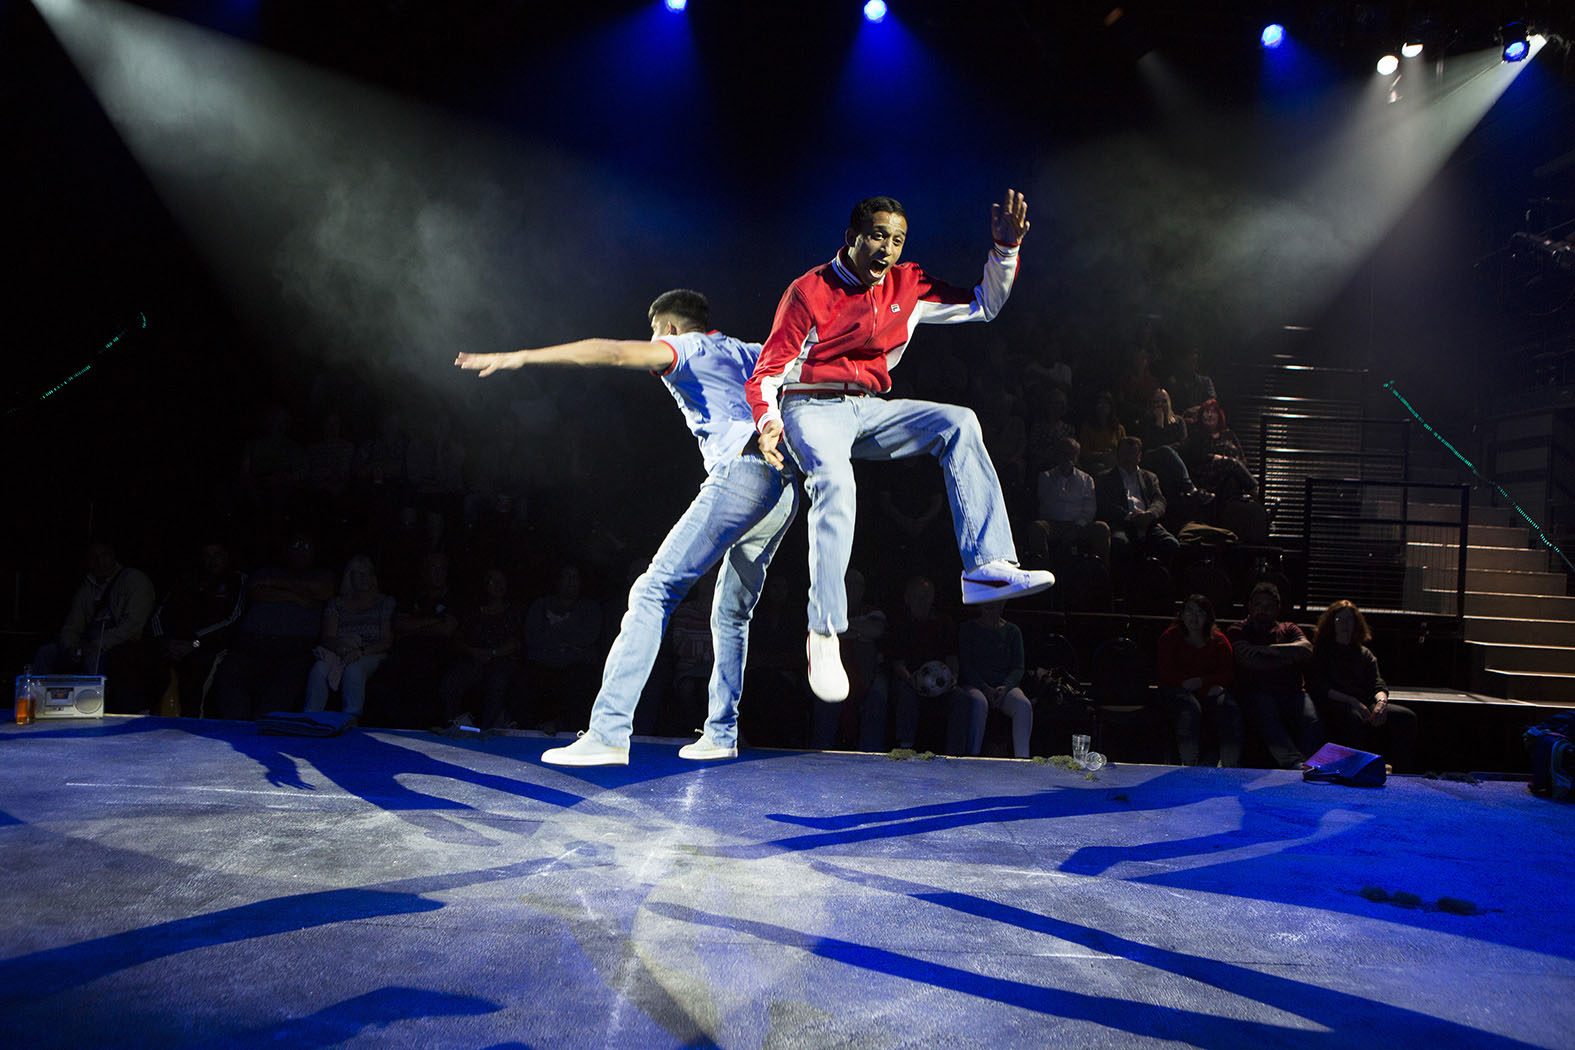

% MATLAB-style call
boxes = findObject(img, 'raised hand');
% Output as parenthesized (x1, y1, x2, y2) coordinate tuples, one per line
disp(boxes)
(990, 188, 1030, 245)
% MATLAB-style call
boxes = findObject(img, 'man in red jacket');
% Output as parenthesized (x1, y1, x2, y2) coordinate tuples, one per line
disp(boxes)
(747, 191, 1052, 701)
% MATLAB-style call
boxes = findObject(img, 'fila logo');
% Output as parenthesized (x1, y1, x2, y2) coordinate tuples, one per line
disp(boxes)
(890, 304, 901, 313)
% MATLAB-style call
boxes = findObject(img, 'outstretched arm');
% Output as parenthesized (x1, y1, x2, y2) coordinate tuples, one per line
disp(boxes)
(455, 338, 672, 376)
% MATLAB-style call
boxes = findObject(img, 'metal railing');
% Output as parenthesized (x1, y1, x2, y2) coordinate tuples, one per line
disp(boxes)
(1301, 479, 1469, 618)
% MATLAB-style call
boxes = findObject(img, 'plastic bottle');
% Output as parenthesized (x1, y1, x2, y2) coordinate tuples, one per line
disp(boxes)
(14, 664, 34, 725)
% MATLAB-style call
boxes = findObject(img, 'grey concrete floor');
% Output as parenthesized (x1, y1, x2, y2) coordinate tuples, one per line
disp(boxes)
(1, 716, 1570, 1049)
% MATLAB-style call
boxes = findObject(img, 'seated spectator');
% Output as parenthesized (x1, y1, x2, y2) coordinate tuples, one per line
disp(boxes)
(1025, 384, 1076, 477)
(1165, 346, 1217, 419)
(1035, 436, 1112, 572)
(1308, 601, 1418, 772)
(1096, 436, 1180, 567)
(210, 534, 335, 720)
(367, 551, 459, 728)
(956, 600, 1033, 758)
(143, 541, 247, 716)
(834, 567, 888, 751)
(439, 567, 523, 730)
(1115, 344, 1161, 429)
(664, 575, 717, 738)
(304, 555, 395, 717)
(1078, 391, 1126, 474)
(863, 576, 968, 753)
(522, 564, 602, 733)
(33, 540, 156, 711)
(1157, 594, 1241, 767)
(1227, 582, 1322, 769)
(1183, 398, 1256, 501)
(1133, 389, 1212, 513)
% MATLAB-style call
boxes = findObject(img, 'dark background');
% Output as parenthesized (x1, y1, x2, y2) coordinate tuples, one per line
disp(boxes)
(4, 0, 1573, 635)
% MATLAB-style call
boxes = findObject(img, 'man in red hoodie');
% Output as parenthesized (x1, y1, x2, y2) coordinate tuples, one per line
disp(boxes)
(747, 191, 1052, 701)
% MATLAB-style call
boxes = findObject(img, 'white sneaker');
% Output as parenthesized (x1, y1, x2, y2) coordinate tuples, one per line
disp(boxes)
(960, 560, 1055, 605)
(806, 630, 849, 702)
(678, 735, 738, 760)
(541, 732, 629, 767)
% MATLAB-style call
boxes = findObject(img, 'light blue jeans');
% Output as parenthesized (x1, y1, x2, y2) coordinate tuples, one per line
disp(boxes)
(781, 395, 1018, 635)
(303, 653, 386, 716)
(586, 451, 799, 749)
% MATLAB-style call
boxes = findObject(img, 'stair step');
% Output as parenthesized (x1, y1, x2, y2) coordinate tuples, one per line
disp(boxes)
(1465, 615, 1575, 647)
(1407, 542, 1549, 572)
(1428, 590, 1575, 619)
(1386, 501, 1520, 528)
(1479, 669, 1575, 704)
(1463, 568, 1570, 597)
(1467, 641, 1575, 675)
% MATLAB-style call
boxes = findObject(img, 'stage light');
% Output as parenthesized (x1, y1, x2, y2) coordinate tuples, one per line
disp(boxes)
(1401, 42, 1424, 58)
(863, 0, 887, 24)
(1260, 24, 1284, 49)
(1501, 22, 1528, 62)
(1375, 54, 1398, 76)
(665, 0, 685, 11)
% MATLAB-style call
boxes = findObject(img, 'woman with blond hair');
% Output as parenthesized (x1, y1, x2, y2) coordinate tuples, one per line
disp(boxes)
(303, 555, 395, 717)
(1308, 601, 1417, 771)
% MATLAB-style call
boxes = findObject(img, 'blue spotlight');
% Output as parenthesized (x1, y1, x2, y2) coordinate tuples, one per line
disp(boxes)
(864, 0, 887, 24)
(1260, 24, 1285, 49)
(1503, 39, 1528, 62)
(665, 0, 686, 12)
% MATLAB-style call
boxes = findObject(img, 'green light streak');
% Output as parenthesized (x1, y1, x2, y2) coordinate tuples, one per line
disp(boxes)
(4, 313, 148, 418)
(1384, 379, 1573, 574)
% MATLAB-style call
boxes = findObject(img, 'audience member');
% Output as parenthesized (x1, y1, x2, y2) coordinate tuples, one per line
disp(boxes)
(1157, 594, 1241, 767)
(833, 567, 888, 751)
(1025, 384, 1076, 477)
(144, 541, 247, 716)
(439, 567, 523, 730)
(1096, 436, 1180, 567)
(522, 564, 602, 732)
(1165, 347, 1217, 419)
(1078, 391, 1125, 474)
(33, 540, 156, 679)
(1227, 581, 1321, 769)
(1308, 601, 1418, 772)
(303, 555, 395, 717)
(864, 576, 966, 753)
(1115, 344, 1161, 429)
(956, 600, 1033, 758)
(369, 551, 459, 728)
(1184, 398, 1256, 501)
(1034, 436, 1112, 572)
(210, 534, 335, 720)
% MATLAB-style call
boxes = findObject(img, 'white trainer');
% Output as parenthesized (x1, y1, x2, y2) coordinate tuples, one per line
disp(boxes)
(960, 560, 1055, 605)
(806, 630, 849, 702)
(541, 732, 629, 767)
(678, 735, 738, 760)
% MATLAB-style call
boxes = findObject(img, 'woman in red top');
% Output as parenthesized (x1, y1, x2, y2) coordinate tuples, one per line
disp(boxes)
(1157, 594, 1241, 766)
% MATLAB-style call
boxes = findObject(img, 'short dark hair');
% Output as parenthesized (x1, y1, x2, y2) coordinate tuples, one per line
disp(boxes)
(1248, 580, 1281, 607)
(648, 289, 709, 331)
(848, 196, 906, 232)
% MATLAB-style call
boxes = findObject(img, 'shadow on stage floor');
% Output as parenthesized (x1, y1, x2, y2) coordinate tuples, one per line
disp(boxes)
(2, 717, 1570, 1049)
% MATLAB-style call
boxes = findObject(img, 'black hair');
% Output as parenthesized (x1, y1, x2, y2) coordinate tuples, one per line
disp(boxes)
(648, 289, 710, 331)
(848, 196, 906, 232)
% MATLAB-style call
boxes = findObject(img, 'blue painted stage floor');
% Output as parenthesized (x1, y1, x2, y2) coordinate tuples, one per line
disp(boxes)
(1, 717, 1571, 1049)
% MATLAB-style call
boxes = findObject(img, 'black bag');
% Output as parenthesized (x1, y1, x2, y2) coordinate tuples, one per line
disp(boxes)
(1525, 711, 1575, 800)
(1302, 742, 1386, 787)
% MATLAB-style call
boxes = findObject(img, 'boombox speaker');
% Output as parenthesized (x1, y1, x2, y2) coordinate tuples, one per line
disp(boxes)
(28, 675, 107, 719)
